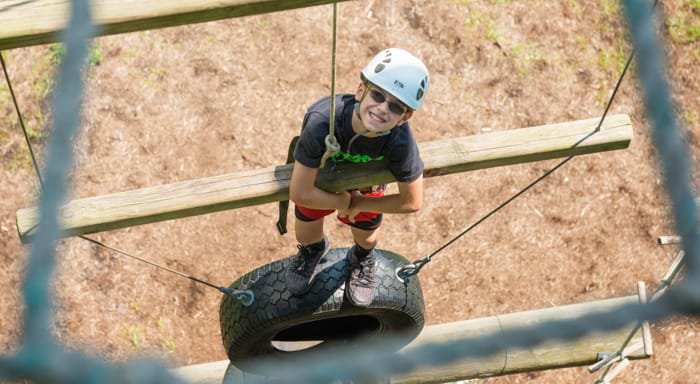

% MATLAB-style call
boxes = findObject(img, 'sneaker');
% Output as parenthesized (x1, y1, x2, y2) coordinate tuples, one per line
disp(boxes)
(285, 237, 330, 295)
(345, 247, 376, 307)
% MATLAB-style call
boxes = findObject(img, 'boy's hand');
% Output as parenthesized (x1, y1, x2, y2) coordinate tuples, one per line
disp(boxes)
(336, 190, 352, 219)
(344, 190, 365, 223)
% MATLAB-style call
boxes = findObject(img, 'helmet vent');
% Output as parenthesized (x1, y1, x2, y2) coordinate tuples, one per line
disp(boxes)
(374, 63, 386, 73)
(416, 76, 428, 101)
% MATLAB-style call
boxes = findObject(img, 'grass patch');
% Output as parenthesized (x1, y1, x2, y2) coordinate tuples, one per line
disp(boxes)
(1, 42, 105, 171)
(121, 325, 144, 349)
(666, 0, 700, 43)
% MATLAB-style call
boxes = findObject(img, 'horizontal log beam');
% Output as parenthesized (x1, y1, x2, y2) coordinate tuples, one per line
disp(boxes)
(15, 114, 633, 242)
(172, 293, 651, 383)
(0, 0, 351, 50)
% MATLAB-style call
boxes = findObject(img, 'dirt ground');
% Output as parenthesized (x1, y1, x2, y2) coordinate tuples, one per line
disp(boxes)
(1, 0, 700, 383)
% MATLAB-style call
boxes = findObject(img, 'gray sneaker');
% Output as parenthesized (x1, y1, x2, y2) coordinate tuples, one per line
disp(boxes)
(285, 237, 330, 295)
(345, 247, 376, 307)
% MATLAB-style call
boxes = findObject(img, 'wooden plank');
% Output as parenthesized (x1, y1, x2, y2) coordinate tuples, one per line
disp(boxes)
(171, 294, 651, 383)
(0, 0, 352, 50)
(15, 114, 633, 242)
(394, 295, 650, 383)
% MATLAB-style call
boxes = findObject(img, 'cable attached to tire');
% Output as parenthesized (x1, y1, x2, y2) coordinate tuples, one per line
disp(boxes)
(1, 52, 254, 307)
(396, 0, 655, 282)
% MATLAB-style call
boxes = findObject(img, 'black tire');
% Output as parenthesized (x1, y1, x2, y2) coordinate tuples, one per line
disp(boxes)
(219, 247, 425, 374)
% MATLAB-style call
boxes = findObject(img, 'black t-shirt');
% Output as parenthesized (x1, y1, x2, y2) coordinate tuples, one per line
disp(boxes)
(293, 94, 424, 183)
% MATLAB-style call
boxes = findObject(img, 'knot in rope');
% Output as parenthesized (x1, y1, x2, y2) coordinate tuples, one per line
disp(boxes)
(320, 133, 340, 169)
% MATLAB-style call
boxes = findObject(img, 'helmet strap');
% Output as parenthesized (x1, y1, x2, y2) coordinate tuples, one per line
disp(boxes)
(353, 82, 399, 137)
(354, 101, 362, 119)
(354, 82, 371, 121)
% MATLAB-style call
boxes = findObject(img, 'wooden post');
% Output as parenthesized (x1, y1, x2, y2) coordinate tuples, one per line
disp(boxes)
(171, 294, 652, 383)
(16, 114, 633, 242)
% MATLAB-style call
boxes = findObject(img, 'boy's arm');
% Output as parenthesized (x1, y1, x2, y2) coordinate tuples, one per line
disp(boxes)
(289, 161, 350, 211)
(345, 175, 423, 222)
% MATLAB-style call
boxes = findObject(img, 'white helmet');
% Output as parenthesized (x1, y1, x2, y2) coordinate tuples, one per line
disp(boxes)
(361, 48, 429, 111)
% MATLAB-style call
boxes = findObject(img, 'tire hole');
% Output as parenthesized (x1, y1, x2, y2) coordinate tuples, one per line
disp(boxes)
(272, 315, 381, 351)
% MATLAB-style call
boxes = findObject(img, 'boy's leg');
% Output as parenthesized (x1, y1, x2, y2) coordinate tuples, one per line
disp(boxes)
(346, 226, 380, 307)
(285, 207, 332, 295)
(295, 217, 325, 245)
(350, 226, 378, 250)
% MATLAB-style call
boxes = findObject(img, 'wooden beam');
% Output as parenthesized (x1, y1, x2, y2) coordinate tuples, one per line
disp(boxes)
(0, 0, 352, 50)
(15, 114, 633, 242)
(171, 294, 651, 383)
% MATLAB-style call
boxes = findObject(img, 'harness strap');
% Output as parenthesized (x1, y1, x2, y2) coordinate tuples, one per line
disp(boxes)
(276, 135, 300, 235)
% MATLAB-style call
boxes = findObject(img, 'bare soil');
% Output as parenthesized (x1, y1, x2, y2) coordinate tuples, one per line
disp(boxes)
(1, 1, 699, 383)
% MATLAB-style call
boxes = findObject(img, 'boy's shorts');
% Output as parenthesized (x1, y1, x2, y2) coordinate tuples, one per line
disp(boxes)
(294, 189, 384, 231)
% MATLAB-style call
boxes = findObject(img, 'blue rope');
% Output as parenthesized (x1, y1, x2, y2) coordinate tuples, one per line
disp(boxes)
(1, 0, 698, 383)
(0, 1, 182, 382)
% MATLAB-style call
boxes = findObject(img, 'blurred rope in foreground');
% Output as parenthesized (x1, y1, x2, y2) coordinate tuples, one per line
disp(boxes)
(1, 0, 697, 383)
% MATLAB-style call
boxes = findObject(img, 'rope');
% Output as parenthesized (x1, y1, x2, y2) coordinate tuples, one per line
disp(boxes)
(592, 249, 685, 383)
(0, 41, 253, 308)
(397, 154, 577, 281)
(0, 53, 44, 190)
(1, 1, 696, 383)
(397, 1, 645, 281)
(319, 2, 340, 169)
(79, 236, 253, 306)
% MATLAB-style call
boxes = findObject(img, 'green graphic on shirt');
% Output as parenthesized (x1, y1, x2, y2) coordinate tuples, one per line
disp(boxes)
(331, 150, 384, 164)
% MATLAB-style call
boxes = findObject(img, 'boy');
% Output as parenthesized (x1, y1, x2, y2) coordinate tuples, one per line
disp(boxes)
(286, 48, 429, 307)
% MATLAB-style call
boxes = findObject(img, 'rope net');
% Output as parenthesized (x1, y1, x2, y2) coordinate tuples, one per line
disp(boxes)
(0, 1, 697, 383)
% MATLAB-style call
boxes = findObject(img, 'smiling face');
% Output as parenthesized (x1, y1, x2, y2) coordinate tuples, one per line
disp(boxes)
(352, 82, 413, 137)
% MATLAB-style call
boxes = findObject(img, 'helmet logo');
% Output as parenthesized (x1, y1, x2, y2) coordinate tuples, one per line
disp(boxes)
(394, 80, 404, 88)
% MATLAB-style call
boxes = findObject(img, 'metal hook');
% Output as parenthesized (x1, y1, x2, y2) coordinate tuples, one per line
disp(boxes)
(395, 264, 416, 283)
(396, 258, 430, 283)
(220, 286, 255, 307)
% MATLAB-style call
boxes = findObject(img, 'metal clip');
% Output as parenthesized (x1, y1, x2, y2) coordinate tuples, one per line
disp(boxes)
(220, 287, 255, 307)
(395, 258, 430, 283)
(601, 358, 631, 383)
(589, 351, 617, 373)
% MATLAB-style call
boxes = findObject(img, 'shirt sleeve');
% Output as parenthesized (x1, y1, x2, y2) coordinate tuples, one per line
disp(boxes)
(388, 126, 424, 183)
(293, 110, 328, 169)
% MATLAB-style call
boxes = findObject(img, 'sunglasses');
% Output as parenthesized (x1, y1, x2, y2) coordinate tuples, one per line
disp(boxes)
(368, 88, 408, 116)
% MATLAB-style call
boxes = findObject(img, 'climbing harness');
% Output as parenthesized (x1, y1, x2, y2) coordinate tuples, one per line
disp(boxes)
(0, 53, 254, 307)
(396, 4, 645, 282)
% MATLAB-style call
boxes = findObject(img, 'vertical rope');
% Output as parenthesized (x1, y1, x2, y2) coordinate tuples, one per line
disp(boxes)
(320, 2, 340, 169)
